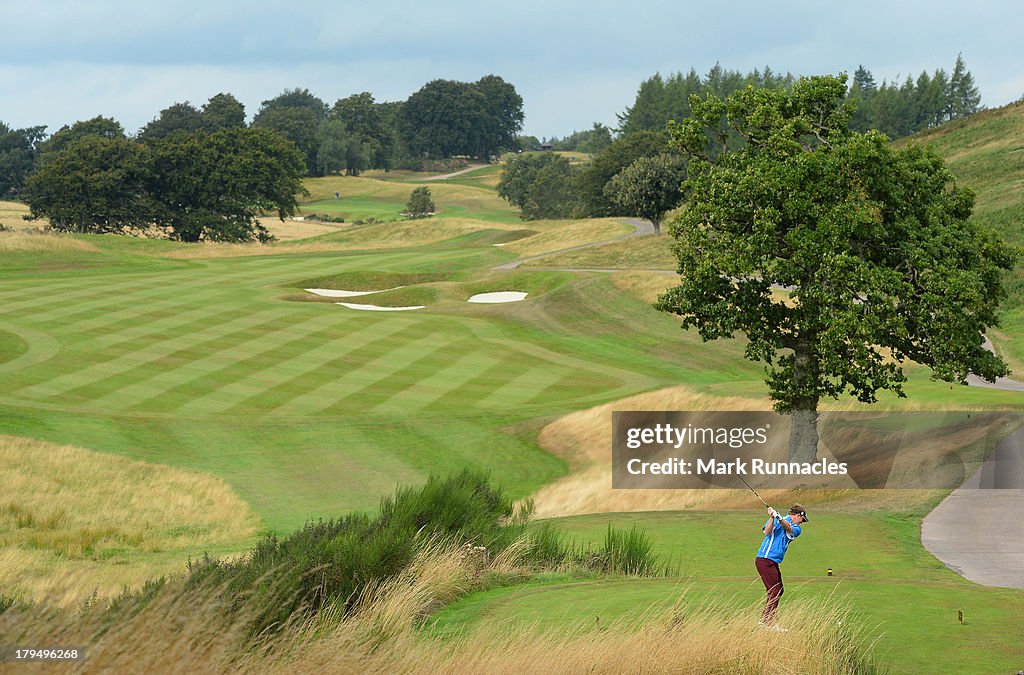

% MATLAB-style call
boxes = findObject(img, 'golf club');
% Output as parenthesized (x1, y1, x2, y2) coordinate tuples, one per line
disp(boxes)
(737, 473, 771, 510)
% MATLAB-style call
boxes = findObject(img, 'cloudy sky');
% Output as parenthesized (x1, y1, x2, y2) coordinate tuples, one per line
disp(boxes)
(2, 1, 1021, 139)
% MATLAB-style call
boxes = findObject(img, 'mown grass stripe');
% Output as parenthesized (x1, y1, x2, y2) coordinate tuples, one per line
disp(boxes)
(128, 316, 369, 413)
(476, 365, 568, 409)
(271, 330, 451, 417)
(424, 351, 535, 409)
(18, 307, 288, 400)
(1, 303, 263, 401)
(175, 316, 412, 416)
(370, 350, 504, 414)
(320, 335, 470, 413)
(84, 309, 336, 411)
(0, 275, 191, 322)
(226, 318, 434, 416)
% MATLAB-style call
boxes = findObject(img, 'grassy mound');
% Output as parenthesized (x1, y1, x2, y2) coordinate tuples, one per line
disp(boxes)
(522, 233, 676, 269)
(293, 270, 448, 292)
(0, 536, 878, 674)
(500, 218, 634, 258)
(462, 270, 571, 299)
(0, 435, 261, 605)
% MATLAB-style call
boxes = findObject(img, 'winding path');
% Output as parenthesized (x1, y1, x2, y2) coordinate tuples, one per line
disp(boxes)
(421, 164, 491, 181)
(921, 427, 1024, 588)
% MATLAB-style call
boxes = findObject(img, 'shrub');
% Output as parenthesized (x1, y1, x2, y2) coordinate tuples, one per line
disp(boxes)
(185, 470, 515, 636)
(404, 187, 435, 219)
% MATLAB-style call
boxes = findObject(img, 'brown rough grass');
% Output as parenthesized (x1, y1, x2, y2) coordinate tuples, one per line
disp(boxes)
(260, 216, 349, 241)
(527, 386, 995, 518)
(0, 435, 261, 605)
(0, 200, 47, 231)
(501, 218, 632, 258)
(0, 540, 877, 674)
(0, 231, 99, 254)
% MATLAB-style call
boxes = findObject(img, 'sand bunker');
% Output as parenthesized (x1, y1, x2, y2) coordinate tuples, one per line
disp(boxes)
(336, 302, 424, 312)
(305, 286, 404, 298)
(467, 291, 528, 303)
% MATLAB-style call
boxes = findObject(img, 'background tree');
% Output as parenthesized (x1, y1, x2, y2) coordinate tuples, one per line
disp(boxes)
(521, 159, 579, 220)
(147, 127, 307, 242)
(137, 102, 205, 141)
(201, 93, 246, 131)
(516, 135, 542, 152)
(950, 53, 981, 119)
(497, 152, 578, 220)
(404, 186, 435, 219)
(604, 153, 686, 234)
(400, 79, 485, 158)
(37, 116, 124, 164)
(472, 75, 525, 160)
(252, 89, 327, 175)
(657, 75, 1017, 461)
(328, 93, 394, 174)
(575, 130, 667, 217)
(399, 76, 523, 160)
(0, 122, 46, 198)
(24, 136, 152, 233)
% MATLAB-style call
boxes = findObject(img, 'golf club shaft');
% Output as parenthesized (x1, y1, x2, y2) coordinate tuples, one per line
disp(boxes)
(737, 474, 770, 509)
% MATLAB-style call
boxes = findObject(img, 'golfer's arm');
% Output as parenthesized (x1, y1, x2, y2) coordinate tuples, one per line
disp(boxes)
(763, 518, 775, 534)
(777, 518, 793, 534)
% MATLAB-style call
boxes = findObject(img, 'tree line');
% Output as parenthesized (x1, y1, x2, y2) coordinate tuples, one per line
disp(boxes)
(0, 75, 524, 241)
(618, 55, 981, 141)
(497, 55, 986, 224)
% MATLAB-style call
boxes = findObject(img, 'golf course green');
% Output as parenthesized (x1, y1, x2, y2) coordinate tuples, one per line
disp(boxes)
(3, 101, 1024, 672)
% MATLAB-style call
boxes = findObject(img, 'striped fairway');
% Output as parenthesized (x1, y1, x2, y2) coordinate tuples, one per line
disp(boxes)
(0, 236, 736, 529)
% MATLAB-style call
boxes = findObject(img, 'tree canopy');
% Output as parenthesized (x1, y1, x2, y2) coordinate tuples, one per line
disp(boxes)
(25, 136, 153, 234)
(604, 153, 687, 234)
(400, 76, 523, 160)
(656, 75, 1017, 460)
(497, 152, 578, 220)
(25, 128, 305, 243)
(0, 121, 46, 198)
(404, 186, 435, 219)
(147, 127, 307, 242)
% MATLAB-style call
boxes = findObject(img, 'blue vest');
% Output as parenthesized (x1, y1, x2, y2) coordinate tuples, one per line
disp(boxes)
(756, 516, 801, 563)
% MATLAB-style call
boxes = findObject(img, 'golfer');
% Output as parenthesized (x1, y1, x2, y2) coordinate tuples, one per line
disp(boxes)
(755, 503, 808, 627)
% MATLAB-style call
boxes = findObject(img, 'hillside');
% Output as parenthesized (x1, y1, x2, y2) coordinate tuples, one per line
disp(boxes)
(901, 102, 1024, 370)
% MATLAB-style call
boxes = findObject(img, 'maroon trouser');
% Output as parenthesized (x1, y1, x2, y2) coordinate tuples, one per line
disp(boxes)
(755, 556, 784, 623)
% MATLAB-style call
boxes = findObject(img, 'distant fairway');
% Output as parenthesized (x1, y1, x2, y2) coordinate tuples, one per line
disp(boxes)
(0, 229, 740, 532)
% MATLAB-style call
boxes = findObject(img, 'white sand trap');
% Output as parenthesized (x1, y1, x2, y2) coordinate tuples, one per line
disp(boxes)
(305, 286, 404, 298)
(492, 243, 507, 247)
(467, 291, 528, 303)
(336, 302, 424, 312)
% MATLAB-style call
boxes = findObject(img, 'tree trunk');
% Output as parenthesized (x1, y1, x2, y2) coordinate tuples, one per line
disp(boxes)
(789, 338, 819, 462)
(789, 409, 819, 463)
(651, 217, 661, 235)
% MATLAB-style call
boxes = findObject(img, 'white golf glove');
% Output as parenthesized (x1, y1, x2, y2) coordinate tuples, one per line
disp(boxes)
(768, 507, 780, 519)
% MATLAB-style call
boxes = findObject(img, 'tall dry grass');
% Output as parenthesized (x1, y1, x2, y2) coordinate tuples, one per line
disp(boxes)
(0, 540, 880, 674)
(0, 231, 99, 254)
(0, 200, 46, 232)
(527, 386, 973, 517)
(500, 218, 633, 258)
(0, 436, 261, 605)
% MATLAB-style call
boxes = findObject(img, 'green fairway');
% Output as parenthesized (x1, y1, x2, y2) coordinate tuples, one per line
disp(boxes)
(428, 510, 1024, 673)
(0, 231, 748, 532)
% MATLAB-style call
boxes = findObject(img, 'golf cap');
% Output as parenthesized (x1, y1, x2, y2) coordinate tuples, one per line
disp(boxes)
(789, 504, 808, 521)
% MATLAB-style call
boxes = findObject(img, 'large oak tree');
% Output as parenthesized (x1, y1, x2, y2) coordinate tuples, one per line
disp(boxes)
(656, 75, 1017, 461)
